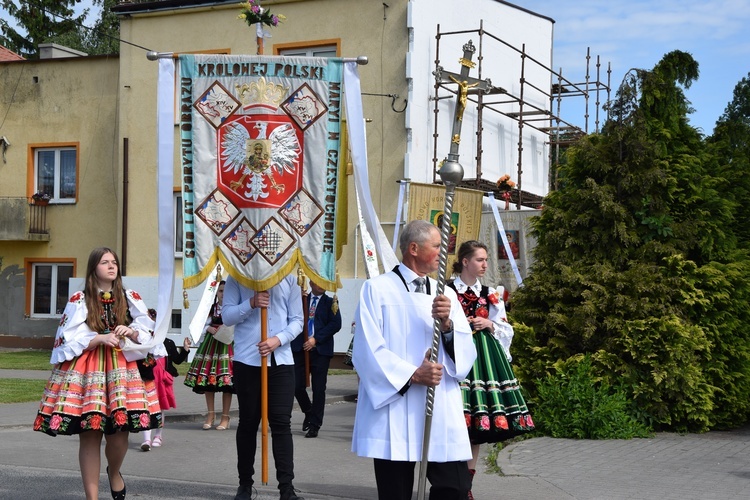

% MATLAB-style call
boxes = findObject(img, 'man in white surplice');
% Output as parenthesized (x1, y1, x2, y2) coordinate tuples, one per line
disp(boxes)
(352, 220, 477, 500)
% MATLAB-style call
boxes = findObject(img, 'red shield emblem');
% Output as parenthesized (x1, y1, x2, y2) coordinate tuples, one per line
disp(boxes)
(217, 114, 303, 209)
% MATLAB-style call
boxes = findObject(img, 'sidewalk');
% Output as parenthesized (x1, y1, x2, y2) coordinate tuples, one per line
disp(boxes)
(3, 367, 750, 499)
(0, 367, 358, 426)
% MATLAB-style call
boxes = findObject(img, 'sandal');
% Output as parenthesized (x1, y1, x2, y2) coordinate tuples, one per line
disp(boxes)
(202, 411, 215, 430)
(467, 468, 476, 500)
(106, 466, 126, 500)
(216, 414, 231, 431)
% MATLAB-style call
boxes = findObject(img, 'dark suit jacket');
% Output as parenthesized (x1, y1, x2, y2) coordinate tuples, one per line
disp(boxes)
(291, 292, 342, 358)
(137, 337, 189, 380)
(163, 337, 190, 377)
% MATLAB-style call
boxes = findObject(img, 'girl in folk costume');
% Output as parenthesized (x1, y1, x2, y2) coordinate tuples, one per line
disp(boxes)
(184, 280, 234, 430)
(447, 240, 534, 499)
(139, 308, 191, 451)
(33, 247, 162, 500)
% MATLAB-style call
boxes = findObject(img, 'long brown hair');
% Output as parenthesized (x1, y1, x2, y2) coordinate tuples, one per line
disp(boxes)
(84, 247, 128, 333)
(452, 240, 488, 275)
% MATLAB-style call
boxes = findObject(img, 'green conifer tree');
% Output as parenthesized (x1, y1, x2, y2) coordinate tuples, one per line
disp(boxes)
(0, 0, 85, 59)
(512, 51, 746, 432)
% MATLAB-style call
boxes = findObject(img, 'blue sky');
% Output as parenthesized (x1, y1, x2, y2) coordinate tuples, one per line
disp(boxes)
(7, 1, 750, 133)
(516, 0, 750, 134)
(77, 0, 750, 133)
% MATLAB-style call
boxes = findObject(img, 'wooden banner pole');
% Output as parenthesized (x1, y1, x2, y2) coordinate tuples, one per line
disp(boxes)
(261, 306, 269, 485)
(302, 293, 311, 387)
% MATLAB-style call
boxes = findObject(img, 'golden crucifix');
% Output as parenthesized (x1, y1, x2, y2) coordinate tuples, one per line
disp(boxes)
(433, 40, 492, 150)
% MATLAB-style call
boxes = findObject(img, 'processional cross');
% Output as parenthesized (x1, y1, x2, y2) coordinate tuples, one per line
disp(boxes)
(417, 40, 492, 500)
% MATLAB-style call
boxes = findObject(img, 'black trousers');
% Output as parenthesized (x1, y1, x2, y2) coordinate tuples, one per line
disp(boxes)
(293, 349, 331, 429)
(234, 360, 295, 493)
(373, 458, 471, 500)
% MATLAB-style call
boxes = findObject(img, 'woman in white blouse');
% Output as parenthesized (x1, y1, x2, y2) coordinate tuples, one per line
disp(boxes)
(448, 240, 534, 499)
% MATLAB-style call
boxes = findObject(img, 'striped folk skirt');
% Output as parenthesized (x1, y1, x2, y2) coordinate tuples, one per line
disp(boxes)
(460, 330, 534, 444)
(183, 335, 234, 393)
(34, 344, 162, 436)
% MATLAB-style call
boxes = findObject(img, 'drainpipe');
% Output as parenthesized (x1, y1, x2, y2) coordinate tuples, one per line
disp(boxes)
(122, 138, 129, 275)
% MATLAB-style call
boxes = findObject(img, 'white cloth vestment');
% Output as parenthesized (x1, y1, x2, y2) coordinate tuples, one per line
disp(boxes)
(351, 266, 477, 462)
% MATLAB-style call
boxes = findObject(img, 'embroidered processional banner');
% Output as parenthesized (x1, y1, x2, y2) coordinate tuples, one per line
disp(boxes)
(179, 54, 346, 291)
(407, 182, 483, 273)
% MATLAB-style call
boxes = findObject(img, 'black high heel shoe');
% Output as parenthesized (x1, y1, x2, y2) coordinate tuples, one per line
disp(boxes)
(106, 466, 126, 500)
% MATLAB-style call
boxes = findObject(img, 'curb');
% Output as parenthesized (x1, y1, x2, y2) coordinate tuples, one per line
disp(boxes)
(165, 393, 358, 424)
(495, 441, 521, 476)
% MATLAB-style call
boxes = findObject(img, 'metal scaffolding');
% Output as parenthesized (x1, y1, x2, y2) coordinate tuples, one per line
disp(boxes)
(431, 22, 612, 208)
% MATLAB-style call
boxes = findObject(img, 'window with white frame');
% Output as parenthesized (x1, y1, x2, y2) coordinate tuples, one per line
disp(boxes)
(34, 146, 77, 203)
(31, 262, 74, 317)
(174, 192, 183, 256)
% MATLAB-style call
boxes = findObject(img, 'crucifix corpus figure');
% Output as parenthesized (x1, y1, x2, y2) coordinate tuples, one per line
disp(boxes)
(448, 75, 480, 122)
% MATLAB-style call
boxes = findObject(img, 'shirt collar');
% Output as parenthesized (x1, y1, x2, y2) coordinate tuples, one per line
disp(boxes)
(399, 263, 422, 285)
(453, 276, 482, 295)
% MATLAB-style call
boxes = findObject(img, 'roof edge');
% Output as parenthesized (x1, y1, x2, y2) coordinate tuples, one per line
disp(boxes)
(493, 0, 555, 24)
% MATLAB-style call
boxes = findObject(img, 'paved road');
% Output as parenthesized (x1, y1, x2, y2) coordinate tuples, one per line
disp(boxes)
(2, 368, 750, 499)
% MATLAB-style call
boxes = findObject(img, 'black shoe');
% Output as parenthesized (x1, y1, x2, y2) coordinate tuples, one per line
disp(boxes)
(106, 466, 126, 500)
(234, 485, 253, 500)
(305, 427, 319, 438)
(302, 413, 310, 431)
(280, 487, 304, 500)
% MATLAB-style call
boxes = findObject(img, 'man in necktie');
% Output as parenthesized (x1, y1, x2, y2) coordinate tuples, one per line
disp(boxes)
(292, 279, 342, 438)
(221, 273, 304, 500)
(351, 220, 477, 500)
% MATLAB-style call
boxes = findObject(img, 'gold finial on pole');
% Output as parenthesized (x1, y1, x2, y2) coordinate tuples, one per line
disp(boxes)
(331, 271, 341, 315)
(297, 268, 308, 290)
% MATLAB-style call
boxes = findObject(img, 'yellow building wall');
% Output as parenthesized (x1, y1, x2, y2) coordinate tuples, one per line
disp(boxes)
(0, 56, 120, 271)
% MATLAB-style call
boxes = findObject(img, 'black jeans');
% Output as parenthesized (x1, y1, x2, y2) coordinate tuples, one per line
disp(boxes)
(373, 458, 471, 500)
(293, 349, 331, 429)
(234, 360, 296, 493)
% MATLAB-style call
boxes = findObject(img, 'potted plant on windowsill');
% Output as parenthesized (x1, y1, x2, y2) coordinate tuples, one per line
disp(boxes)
(31, 191, 52, 206)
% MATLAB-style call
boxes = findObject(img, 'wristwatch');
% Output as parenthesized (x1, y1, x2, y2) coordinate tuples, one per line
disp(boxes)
(440, 320, 454, 342)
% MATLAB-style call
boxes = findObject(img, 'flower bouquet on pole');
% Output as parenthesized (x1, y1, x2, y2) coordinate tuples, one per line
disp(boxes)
(238, 1, 285, 55)
(496, 174, 516, 210)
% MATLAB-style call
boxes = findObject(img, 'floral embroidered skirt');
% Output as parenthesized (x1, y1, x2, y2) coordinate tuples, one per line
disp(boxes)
(460, 330, 534, 444)
(34, 344, 162, 436)
(183, 335, 234, 393)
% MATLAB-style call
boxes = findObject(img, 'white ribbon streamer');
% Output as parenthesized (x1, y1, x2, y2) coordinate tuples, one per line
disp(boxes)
(343, 62, 399, 272)
(122, 58, 174, 361)
(188, 264, 221, 343)
(130, 57, 175, 360)
(487, 193, 523, 287)
(392, 181, 407, 252)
